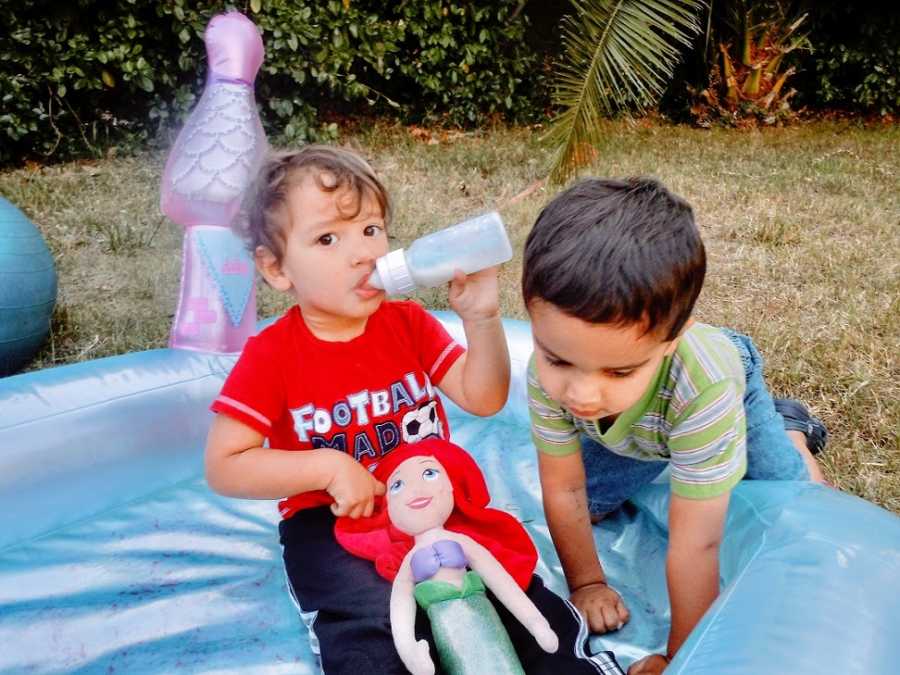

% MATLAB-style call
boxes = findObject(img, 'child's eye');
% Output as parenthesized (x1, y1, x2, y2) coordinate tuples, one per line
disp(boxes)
(422, 468, 440, 481)
(544, 354, 568, 368)
(609, 370, 634, 378)
(389, 479, 405, 495)
(363, 224, 383, 237)
(317, 233, 338, 246)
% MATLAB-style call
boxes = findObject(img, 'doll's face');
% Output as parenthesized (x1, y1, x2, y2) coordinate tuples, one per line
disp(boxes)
(385, 456, 454, 536)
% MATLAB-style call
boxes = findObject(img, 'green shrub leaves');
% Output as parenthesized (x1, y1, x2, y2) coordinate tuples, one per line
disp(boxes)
(0, 1, 539, 165)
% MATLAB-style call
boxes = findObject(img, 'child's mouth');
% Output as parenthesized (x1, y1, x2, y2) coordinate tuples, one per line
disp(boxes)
(568, 406, 604, 419)
(354, 276, 382, 299)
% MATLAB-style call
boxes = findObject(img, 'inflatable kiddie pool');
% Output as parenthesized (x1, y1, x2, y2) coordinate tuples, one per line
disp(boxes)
(3, 11, 898, 674)
(2, 312, 900, 674)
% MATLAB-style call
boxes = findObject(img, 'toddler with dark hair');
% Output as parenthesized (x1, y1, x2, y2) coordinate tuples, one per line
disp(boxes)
(522, 177, 826, 674)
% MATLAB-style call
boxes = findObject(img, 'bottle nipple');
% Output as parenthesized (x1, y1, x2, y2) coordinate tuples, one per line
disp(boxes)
(370, 249, 415, 296)
(367, 268, 384, 290)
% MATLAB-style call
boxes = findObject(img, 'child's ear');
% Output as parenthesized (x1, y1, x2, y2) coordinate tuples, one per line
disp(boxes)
(255, 246, 292, 292)
(663, 317, 693, 355)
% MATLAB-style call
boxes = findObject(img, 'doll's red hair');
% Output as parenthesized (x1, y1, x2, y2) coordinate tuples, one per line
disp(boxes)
(333, 439, 537, 590)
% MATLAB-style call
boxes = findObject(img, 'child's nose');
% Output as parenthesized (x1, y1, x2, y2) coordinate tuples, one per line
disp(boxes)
(350, 242, 376, 267)
(567, 373, 603, 406)
(351, 251, 372, 267)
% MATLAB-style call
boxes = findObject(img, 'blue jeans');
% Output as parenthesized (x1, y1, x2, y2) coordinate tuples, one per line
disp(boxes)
(581, 330, 808, 516)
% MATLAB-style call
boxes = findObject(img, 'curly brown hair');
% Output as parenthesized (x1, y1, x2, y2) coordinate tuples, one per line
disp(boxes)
(243, 144, 391, 263)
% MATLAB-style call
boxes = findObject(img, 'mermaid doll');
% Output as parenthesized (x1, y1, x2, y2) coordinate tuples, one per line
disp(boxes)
(335, 439, 559, 675)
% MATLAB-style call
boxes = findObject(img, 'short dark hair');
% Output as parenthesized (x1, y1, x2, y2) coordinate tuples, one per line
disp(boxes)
(522, 177, 705, 341)
(244, 144, 391, 263)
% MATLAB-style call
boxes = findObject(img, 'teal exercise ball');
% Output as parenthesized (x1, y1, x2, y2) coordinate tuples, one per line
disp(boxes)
(0, 197, 57, 376)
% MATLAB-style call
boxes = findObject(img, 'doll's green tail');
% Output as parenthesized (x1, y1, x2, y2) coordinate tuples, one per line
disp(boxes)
(416, 571, 524, 675)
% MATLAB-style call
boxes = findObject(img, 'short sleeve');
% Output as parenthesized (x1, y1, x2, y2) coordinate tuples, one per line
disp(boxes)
(668, 379, 747, 499)
(527, 354, 580, 456)
(405, 302, 465, 386)
(210, 332, 286, 437)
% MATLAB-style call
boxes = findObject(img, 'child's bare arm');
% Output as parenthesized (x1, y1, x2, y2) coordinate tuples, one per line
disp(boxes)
(539, 450, 630, 633)
(438, 266, 510, 416)
(665, 491, 729, 659)
(205, 414, 384, 517)
(630, 492, 729, 673)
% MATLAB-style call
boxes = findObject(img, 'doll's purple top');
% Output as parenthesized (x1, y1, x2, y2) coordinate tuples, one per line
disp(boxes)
(411, 539, 468, 583)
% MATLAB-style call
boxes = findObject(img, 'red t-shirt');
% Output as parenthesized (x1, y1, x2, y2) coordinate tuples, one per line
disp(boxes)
(210, 301, 465, 518)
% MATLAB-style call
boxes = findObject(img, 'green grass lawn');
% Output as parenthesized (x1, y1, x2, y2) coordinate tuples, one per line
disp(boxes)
(2, 119, 898, 512)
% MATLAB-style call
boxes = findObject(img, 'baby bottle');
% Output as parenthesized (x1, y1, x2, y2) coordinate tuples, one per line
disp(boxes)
(368, 211, 513, 295)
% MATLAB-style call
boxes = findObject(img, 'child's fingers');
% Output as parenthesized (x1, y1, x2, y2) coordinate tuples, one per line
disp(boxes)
(627, 656, 649, 675)
(581, 603, 608, 633)
(330, 497, 364, 518)
(349, 502, 365, 519)
(471, 265, 500, 279)
(616, 598, 630, 625)
(627, 654, 667, 675)
(373, 480, 386, 496)
(447, 271, 465, 298)
(600, 603, 624, 632)
(586, 609, 611, 634)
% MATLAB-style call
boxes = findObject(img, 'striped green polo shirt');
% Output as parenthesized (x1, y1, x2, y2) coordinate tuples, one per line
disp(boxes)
(528, 322, 748, 499)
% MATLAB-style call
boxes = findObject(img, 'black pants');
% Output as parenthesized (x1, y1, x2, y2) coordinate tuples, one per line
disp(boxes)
(280, 507, 623, 675)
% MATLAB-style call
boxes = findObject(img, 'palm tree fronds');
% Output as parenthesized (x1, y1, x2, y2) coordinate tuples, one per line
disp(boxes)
(545, 0, 707, 184)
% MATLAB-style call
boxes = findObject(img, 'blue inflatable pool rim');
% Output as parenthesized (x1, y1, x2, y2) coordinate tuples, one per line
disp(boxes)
(1, 313, 898, 674)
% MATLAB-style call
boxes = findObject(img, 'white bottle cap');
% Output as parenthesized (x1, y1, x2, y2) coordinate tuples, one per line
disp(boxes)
(372, 248, 415, 296)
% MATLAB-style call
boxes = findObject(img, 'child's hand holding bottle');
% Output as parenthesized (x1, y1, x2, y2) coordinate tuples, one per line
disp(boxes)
(448, 266, 501, 323)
